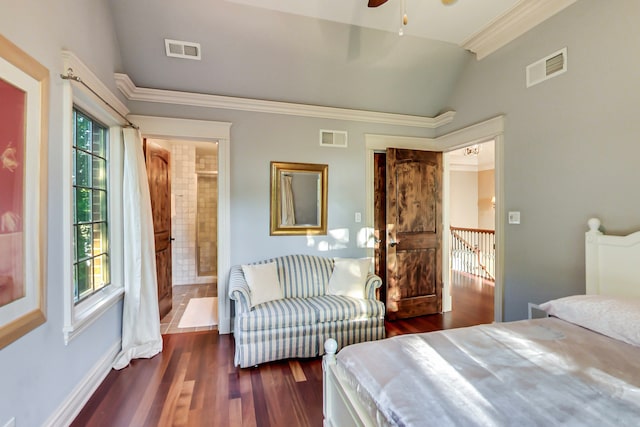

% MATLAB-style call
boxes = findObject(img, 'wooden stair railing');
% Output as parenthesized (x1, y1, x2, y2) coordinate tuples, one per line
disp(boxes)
(450, 226, 495, 281)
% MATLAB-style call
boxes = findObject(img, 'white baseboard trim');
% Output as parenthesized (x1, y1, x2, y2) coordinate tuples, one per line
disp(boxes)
(43, 340, 121, 427)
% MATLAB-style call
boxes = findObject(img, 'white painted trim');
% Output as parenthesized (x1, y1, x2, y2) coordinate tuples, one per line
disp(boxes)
(62, 51, 129, 118)
(128, 115, 232, 140)
(128, 115, 233, 334)
(115, 74, 455, 129)
(442, 154, 452, 312)
(43, 340, 121, 427)
(462, 0, 578, 60)
(365, 115, 505, 321)
(435, 115, 505, 149)
(492, 133, 505, 322)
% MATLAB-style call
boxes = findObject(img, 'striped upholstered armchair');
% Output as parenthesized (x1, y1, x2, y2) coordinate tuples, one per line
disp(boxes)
(229, 254, 385, 368)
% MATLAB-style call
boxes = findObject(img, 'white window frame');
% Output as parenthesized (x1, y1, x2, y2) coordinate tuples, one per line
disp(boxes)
(61, 52, 127, 344)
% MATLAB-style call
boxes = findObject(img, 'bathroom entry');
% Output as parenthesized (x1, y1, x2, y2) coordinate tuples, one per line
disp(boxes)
(147, 138, 218, 289)
(151, 139, 219, 334)
(171, 141, 218, 285)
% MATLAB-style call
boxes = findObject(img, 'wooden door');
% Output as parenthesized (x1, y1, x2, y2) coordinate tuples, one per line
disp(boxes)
(145, 140, 172, 319)
(386, 148, 442, 320)
(373, 152, 387, 303)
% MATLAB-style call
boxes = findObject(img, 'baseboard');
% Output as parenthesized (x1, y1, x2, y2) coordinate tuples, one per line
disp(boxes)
(43, 340, 121, 427)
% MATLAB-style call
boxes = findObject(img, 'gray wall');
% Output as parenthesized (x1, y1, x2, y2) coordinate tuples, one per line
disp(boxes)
(128, 101, 436, 266)
(0, 0, 124, 425)
(439, 0, 640, 320)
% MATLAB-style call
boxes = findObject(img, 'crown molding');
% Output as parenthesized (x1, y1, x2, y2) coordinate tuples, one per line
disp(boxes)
(436, 115, 505, 151)
(461, 0, 578, 60)
(61, 51, 129, 117)
(114, 73, 455, 129)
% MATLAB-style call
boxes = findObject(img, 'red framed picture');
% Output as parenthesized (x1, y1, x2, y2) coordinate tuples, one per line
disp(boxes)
(0, 35, 48, 349)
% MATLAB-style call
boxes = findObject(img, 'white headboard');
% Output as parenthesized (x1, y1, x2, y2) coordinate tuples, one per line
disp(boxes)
(585, 218, 640, 297)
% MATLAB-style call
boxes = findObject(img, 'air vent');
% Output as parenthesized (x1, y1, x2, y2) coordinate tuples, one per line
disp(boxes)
(320, 130, 348, 148)
(164, 39, 201, 60)
(526, 48, 567, 88)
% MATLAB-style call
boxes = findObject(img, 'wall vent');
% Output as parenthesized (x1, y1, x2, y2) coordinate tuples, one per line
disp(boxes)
(165, 39, 201, 60)
(320, 130, 348, 148)
(526, 47, 567, 88)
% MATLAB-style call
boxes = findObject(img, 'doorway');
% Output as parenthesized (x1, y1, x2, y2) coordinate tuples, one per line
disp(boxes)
(365, 115, 505, 322)
(445, 140, 495, 323)
(146, 138, 220, 334)
(132, 114, 232, 334)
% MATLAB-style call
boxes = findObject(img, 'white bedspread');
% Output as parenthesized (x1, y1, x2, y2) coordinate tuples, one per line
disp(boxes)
(336, 318, 640, 426)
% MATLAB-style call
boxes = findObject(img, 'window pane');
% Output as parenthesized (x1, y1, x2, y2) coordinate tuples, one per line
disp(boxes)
(93, 125, 107, 158)
(76, 259, 93, 301)
(72, 227, 77, 263)
(73, 187, 77, 224)
(72, 146, 77, 186)
(76, 150, 91, 187)
(92, 157, 106, 190)
(72, 108, 111, 306)
(75, 112, 92, 151)
(93, 222, 108, 256)
(76, 224, 93, 261)
(93, 254, 110, 290)
(92, 190, 107, 222)
(76, 188, 92, 223)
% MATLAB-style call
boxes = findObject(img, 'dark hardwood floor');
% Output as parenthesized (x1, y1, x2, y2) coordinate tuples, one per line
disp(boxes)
(71, 272, 493, 427)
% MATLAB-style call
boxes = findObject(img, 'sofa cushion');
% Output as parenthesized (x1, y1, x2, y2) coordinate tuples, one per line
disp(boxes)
(238, 297, 317, 331)
(272, 255, 334, 299)
(242, 262, 283, 308)
(306, 295, 385, 323)
(327, 258, 371, 299)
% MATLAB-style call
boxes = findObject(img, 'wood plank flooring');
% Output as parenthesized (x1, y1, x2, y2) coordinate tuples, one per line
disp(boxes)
(71, 272, 493, 427)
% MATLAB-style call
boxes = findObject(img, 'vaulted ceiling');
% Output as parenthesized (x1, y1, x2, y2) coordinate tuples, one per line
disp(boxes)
(107, 0, 575, 118)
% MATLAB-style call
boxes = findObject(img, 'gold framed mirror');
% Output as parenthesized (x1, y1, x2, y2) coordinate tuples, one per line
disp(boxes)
(270, 161, 328, 235)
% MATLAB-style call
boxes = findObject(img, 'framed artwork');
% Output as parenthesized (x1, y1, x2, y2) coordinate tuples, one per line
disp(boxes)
(0, 34, 49, 349)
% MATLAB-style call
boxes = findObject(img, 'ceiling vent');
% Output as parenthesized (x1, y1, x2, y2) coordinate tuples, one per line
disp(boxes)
(320, 130, 348, 148)
(526, 48, 567, 88)
(164, 39, 201, 60)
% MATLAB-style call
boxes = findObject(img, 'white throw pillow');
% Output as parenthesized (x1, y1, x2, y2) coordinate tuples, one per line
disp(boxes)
(241, 262, 283, 308)
(327, 258, 372, 300)
(539, 294, 640, 347)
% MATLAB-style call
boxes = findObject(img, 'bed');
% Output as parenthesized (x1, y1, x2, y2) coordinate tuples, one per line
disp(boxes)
(322, 218, 640, 426)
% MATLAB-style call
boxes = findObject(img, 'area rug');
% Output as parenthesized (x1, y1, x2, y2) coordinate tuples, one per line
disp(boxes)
(178, 297, 218, 328)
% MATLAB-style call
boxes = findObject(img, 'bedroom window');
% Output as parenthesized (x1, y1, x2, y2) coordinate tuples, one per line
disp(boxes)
(62, 52, 125, 344)
(72, 109, 110, 303)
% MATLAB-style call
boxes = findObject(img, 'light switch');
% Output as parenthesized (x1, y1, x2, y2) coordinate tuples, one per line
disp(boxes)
(508, 211, 521, 225)
(355, 212, 362, 223)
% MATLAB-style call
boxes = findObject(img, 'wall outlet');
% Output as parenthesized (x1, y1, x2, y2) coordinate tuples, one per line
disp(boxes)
(354, 212, 362, 223)
(508, 211, 521, 224)
(2, 417, 15, 427)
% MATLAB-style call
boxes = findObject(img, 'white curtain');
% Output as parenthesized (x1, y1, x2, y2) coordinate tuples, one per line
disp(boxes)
(113, 128, 162, 370)
(281, 174, 296, 226)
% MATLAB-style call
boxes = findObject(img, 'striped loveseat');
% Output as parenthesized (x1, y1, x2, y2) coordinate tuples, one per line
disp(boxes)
(229, 255, 385, 368)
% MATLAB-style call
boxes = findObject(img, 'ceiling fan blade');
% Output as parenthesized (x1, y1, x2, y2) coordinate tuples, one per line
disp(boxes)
(368, 0, 389, 7)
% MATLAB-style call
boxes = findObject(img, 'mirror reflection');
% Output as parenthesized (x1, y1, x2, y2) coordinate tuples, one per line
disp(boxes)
(270, 162, 328, 235)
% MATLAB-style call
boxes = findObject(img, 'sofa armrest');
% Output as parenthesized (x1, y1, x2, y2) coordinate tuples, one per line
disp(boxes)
(228, 265, 251, 312)
(364, 273, 383, 300)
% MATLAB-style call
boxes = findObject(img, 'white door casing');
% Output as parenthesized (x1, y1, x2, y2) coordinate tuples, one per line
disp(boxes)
(129, 115, 233, 333)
